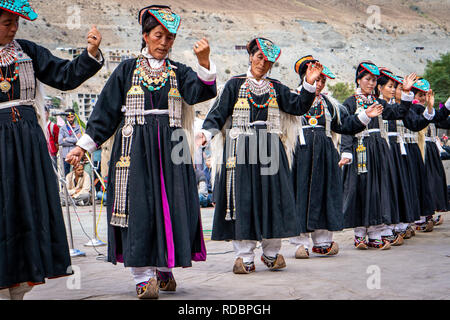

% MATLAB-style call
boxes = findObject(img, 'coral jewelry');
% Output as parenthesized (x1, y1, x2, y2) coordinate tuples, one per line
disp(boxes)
(245, 81, 276, 109)
(0, 60, 20, 93)
(305, 96, 325, 126)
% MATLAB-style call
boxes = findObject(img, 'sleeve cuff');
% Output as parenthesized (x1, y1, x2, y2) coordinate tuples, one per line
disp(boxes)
(341, 152, 353, 164)
(200, 129, 213, 144)
(88, 50, 104, 64)
(197, 61, 217, 85)
(401, 91, 414, 102)
(423, 108, 435, 121)
(302, 80, 317, 94)
(357, 111, 371, 126)
(77, 134, 98, 153)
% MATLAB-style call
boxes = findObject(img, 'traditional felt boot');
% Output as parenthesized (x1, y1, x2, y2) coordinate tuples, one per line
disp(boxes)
(367, 239, 391, 250)
(8, 283, 33, 300)
(136, 278, 159, 299)
(433, 215, 444, 226)
(294, 245, 310, 259)
(354, 236, 368, 250)
(382, 234, 404, 246)
(232, 258, 255, 274)
(261, 254, 286, 271)
(157, 270, 177, 292)
(312, 241, 339, 256)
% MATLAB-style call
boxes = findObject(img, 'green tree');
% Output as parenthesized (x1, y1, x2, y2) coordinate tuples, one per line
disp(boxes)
(327, 82, 355, 103)
(423, 52, 450, 106)
(72, 101, 79, 114)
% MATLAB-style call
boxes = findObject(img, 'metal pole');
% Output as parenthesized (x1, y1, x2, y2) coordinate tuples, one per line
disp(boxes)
(59, 146, 86, 257)
(84, 161, 106, 247)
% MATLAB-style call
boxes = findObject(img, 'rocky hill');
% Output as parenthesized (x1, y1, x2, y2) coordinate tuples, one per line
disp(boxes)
(16, 0, 450, 112)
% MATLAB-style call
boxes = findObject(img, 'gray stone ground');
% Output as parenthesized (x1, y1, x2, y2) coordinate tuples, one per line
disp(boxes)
(25, 204, 450, 300)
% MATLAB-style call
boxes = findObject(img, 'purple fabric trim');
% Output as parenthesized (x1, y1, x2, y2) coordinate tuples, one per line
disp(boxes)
(191, 213, 207, 262)
(157, 122, 176, 268)
(116, 253, 124, 263)
(199, 78, 216, 86)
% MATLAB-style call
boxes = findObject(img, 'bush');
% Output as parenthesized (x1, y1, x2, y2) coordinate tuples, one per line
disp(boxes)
(423, 52, 450, 106)
(327, 82, 356, 103)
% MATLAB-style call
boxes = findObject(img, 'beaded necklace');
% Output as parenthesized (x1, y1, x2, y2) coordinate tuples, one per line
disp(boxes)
(355, 94, 376, 110)
(245, 80, 276, 109)
(135, 57, 171, 92)
(305, 95, 325, 126)
(0, 44, 20, 93)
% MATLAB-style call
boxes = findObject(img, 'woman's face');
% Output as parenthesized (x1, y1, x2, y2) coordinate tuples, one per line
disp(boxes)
(358, 73, 378, 95)
(415, 91, 427, 105)
(378, 79, 396, 100)
(0, 11, 19, 46)
(395, 83, 403, 101)
(249, 50, 273, 80)
(143, 25, 175, 60)
(315, 74, 327, 96)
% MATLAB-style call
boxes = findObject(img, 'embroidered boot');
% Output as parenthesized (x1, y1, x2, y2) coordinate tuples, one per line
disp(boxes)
(136, 278, 159, 299)
(312, 241, 339, 256)
(367, 239, 391, 250)
(261, 254, 286, 271)
(294, 245, 309, 259)
(382, 234, 404, 246)
(233, 258, 255, 274)
(157, 270, 177, 292)
(354, 236, 368, 250)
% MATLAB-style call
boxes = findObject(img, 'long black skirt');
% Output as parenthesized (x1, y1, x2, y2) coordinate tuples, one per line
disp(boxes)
(107, 114, 206, 268)
(211, 128, 299, 241)
(388, 139, 416, 223)
(343, 133, 399, 228)
(0, 106, 71, 289)
(292, 128, 343, 233)
(404, 143, 432, 220)
(424, 141, 449, 212)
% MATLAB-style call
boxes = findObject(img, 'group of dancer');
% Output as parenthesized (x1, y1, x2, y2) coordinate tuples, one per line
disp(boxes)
(0, 2, 448, 300)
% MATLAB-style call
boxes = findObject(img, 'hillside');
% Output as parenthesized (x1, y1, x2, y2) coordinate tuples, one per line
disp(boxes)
(15, 0, 450, 112)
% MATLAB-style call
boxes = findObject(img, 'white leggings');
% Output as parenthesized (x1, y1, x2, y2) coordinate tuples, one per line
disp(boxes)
(289, 230, 333, 250)
(130, 267, 173, 285)
(232, 239, 281, 264)
(354, 224, 384, 240)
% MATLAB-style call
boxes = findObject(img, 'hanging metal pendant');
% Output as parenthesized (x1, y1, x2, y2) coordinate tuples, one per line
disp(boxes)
(0, 80, 11, 93)
(122, 124, 134, 138)
(308, 117, 318, 127)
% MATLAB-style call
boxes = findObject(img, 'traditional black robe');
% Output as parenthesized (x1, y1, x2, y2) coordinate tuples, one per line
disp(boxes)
(83, 58, 216, 268)
(0, 39, 103, 289)
(292, 94, 367, 233)
(421, 105, 450, 212)
(202, 76, 315, 241)
(340, 96, 411, 228)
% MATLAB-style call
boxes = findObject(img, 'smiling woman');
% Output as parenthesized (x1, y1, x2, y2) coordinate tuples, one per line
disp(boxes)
(0, 0, 104, 300)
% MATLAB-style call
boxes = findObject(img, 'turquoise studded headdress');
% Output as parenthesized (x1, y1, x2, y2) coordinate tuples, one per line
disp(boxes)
(380, 69, 403, 84)
(0, 0, 38, 21)
(321, 65, 336, 79)
(139, 5, 181, 34)
(253, 38, 281, 63)
(412, 78, 430, 93)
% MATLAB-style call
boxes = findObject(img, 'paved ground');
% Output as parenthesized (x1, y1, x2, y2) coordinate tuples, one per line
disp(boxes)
(24, 203, 450, 300)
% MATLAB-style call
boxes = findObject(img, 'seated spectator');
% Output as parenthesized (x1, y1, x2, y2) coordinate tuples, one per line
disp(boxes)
(63, 163, 91, 206)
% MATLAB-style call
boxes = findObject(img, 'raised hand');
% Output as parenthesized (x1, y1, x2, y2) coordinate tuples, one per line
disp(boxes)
(402, 72, 417, 93)
(305, 62, 324, 86)
(87, 25, 102, 58)
(193, 37, 211, 70)
(365, 103, 384, 118)
(65, 146, 86, 167)
(426, 89, 435, 110)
